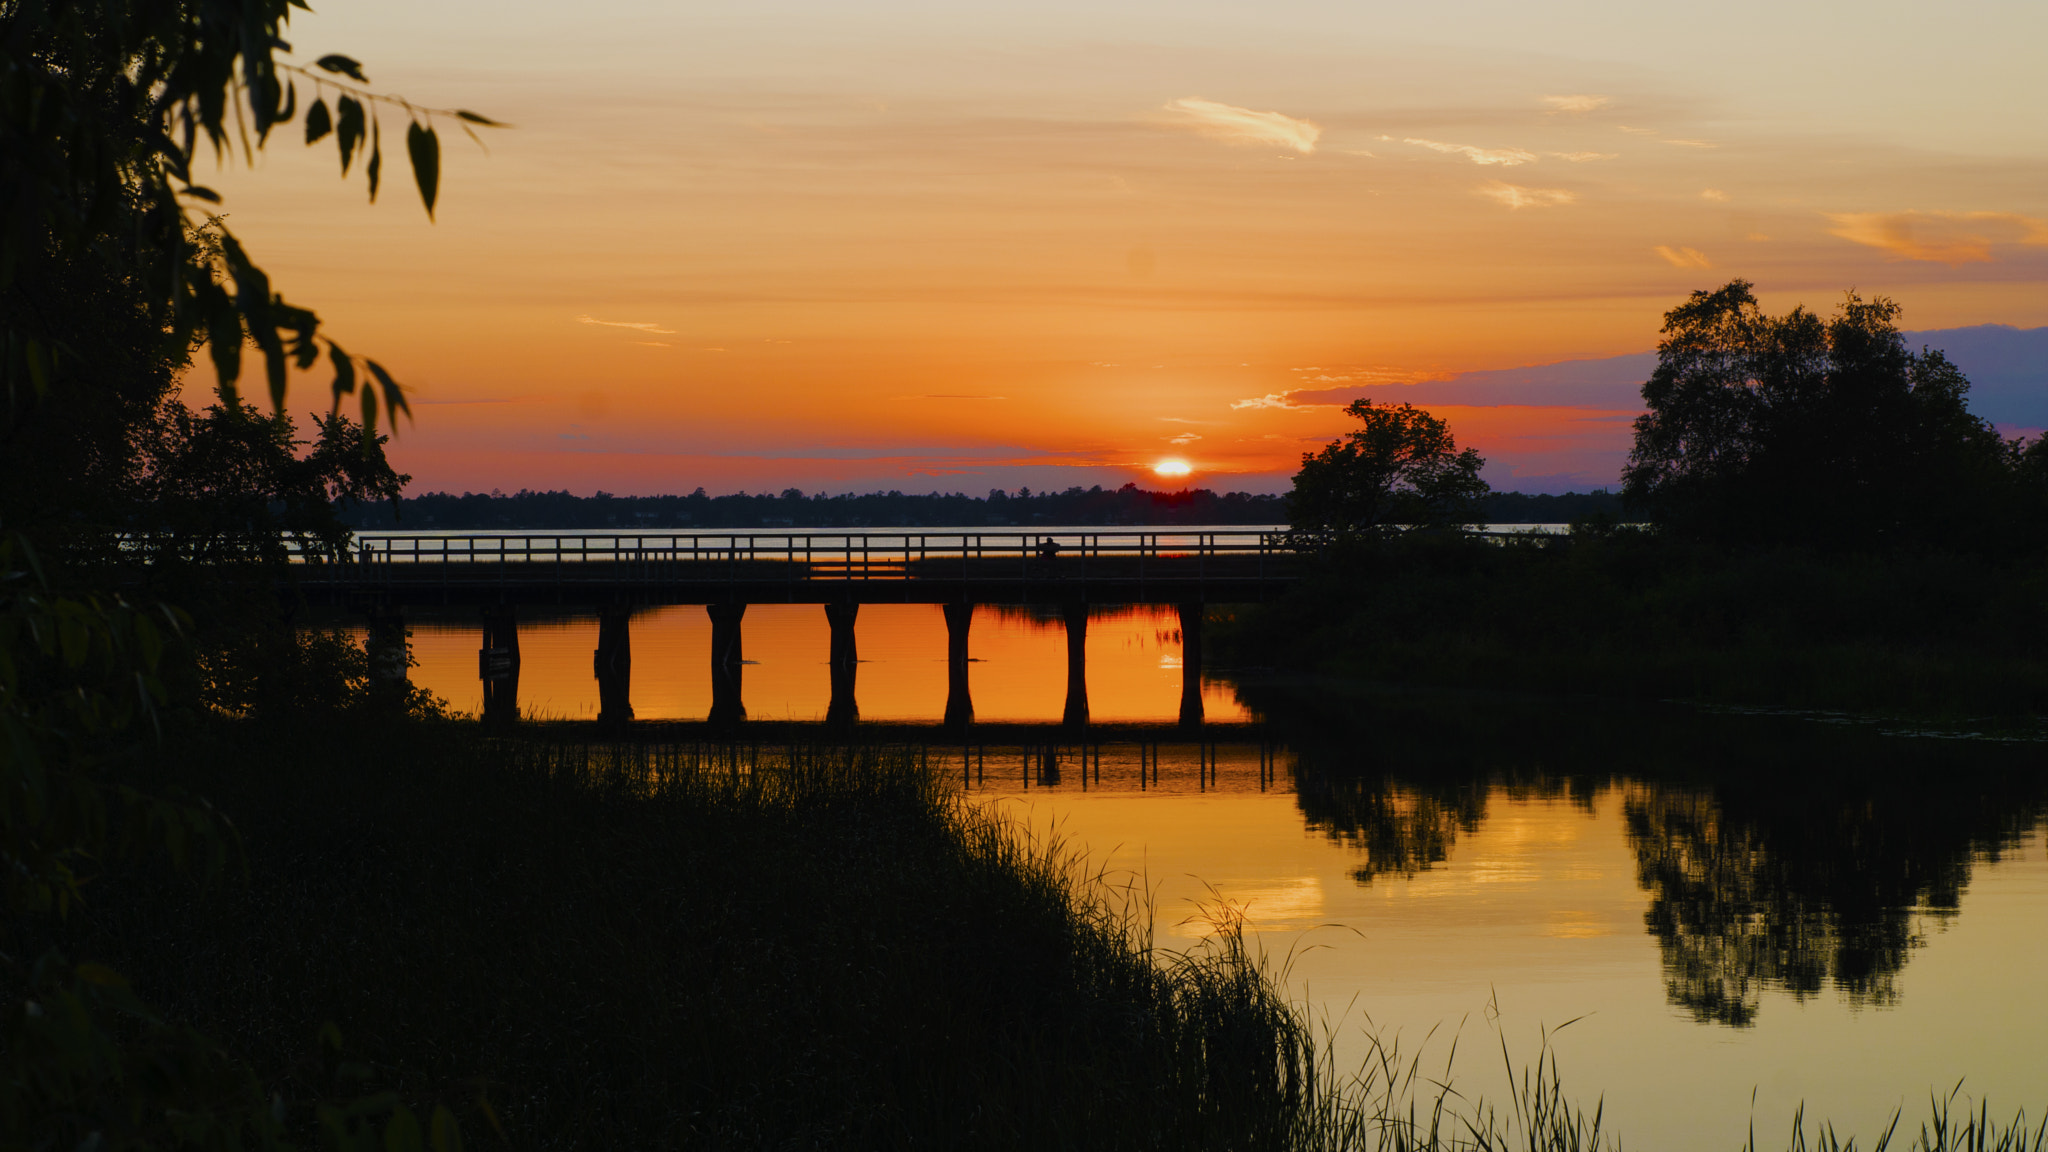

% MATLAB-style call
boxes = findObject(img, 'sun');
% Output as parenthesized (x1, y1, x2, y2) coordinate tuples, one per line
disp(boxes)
(1153, 459, 1193, 479)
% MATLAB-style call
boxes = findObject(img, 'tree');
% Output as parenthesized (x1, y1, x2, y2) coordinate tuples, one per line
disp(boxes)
(1622, 280, 2010, 549)
(2, 0, 501, 451)
(1287, 399, 1489, 537)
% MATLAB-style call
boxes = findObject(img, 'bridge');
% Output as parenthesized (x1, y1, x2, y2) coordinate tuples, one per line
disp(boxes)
(297, 529, 1301, 732)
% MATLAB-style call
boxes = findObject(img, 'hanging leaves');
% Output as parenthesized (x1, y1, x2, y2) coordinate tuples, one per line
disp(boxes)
(407, 121, 439, 219)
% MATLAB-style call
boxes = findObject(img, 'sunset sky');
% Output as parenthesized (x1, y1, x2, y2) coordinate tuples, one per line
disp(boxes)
(206, 0, 2048, 495)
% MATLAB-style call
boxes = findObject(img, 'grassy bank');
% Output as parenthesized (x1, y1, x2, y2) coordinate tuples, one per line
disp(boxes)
(18, 718, 1316, 1149)
(1216, 533, 2048, 722)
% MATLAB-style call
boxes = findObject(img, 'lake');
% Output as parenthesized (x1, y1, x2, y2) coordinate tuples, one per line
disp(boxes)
(333, 537, 2048, 1149)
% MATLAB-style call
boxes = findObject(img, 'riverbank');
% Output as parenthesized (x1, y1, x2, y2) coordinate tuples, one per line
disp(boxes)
(1214, 532, 2048, 723)
(17, 717, 1313, 1149)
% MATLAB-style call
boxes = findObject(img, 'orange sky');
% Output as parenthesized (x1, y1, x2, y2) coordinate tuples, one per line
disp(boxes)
(198, 0, 2048, 496)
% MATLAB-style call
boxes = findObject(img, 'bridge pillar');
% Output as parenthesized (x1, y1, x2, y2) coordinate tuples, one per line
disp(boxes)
(825, 602, 859, 728)
(943, 603, 974, 730)
(1061, 602, 1089, 730)
(707, 602, 747, 728)
(594, 607, 633, 727)
(480, 605, 520, 726)
(1177, 602, 1205, 729)
(366, 607, 410, 710)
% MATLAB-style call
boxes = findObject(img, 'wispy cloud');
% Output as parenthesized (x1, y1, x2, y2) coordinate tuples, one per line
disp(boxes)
(1654, 245, 1713, 269)
(1404, 138, 1537, 166)
(1164, 97, 1321, 153)
(577, 314, 676, 334)
(1825, 210, 2048, 265)
(1542, 94, 1610, 114)
(1479, 182, 1576, 210)
(1618, 125, 1658, 136)
(1231, 391, 1340, 410)
(633, 341, 671, 347)
(1168, 432, 1203, 445)
(1701, 188, 1731, 202)
(1547, 151, 1617, 162)
(1663, 138, 1715, 149)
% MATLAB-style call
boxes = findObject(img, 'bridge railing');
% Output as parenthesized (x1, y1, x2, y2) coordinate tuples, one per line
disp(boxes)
(291, 528, 1298, 585)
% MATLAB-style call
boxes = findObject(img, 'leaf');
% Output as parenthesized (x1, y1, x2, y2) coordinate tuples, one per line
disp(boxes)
(429, 1106, 463, 1152)
(406, 122, 439, 220)
(367, 117, 382, 202)
(454, 110, 506, 127)
(383, 1106, 424, 1152)
(337, 96, 365, 175)
(316, 54, 368, 81)
(180, 185, 222, 202)
(306, 98, 333, 144)
(366, 359, 410, 427)
(329, 341, 358, 410)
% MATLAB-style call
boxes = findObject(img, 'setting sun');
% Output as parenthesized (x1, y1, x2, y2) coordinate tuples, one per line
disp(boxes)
(1153, 460, 1193, 479)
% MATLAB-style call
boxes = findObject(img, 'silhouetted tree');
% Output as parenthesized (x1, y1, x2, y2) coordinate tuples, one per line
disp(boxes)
(1287, 399, 1488, 537)
(1623, 280, 2010, 549)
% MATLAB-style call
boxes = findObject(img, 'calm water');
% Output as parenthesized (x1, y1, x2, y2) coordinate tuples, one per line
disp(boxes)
(342, 572, 2048, 1148)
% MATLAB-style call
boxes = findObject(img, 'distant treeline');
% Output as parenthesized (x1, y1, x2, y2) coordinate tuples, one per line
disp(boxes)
(339, 484, 1621, 530)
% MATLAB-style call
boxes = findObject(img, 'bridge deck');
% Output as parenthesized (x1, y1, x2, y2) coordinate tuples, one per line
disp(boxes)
(296, 529, 1302, 606)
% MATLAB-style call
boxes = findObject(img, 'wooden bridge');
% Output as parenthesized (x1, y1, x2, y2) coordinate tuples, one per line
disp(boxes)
(297, 529, 1301, 732)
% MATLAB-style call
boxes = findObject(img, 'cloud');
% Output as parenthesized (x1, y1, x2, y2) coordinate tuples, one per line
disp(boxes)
(1654, 245, 1713, 269)
(1164, 97, 1321, 153)
(1231, 391, 1341, 410)
(1663, 138, 1715, 148)
(1479, 181, 1576, 209)
(1825, 210, 2048, 265)
(1542, 94, 1610, 114)
(1547, 151, 1617, 162)
(1619, 125, 1658, 135)
(1404, 138, 1537, 166)
(1168, 432, 1203, 445)
(1701, 188, 1730, 202)
(576, 314, 676, 334)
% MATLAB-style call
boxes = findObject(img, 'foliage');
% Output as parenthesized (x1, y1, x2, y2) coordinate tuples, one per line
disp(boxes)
(1, 0, 499, 432)
(130, 403, 409, 568)
(1622, 280, 2013, 550)
(1287, 400, 1489, 539)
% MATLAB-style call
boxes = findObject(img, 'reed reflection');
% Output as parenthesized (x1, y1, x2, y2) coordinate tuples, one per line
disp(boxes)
(1248, 682, 2048, 1026)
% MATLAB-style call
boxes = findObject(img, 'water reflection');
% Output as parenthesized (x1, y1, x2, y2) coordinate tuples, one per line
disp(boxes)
(1242, 681, 2048, 1026)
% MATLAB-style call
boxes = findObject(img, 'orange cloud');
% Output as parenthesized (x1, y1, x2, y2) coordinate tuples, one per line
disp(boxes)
(1825, 210, 2048, 265)
(1654, 245, 1712, 268)
(1406, 138, 1537, 166)
(1164, 97, 1321, 153)
(1480, 182, 1576, 209)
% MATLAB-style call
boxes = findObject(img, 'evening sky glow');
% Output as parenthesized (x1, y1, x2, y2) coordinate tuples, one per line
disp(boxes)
(201, 0, 2048, 495)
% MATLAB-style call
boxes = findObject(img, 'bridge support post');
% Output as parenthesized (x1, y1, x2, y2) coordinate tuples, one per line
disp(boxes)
(943, 603, 975, 730)
(1061, 602, 1089, 730)
(594, 607, 633, 728)
(366, 607, 410, 711)
(480, 606, 520, 727)
(707, 603, 747, 729)
(825, 602, 859, 728)
(1177, 602, 1205, 730)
